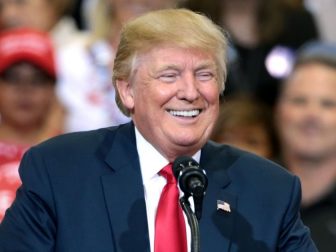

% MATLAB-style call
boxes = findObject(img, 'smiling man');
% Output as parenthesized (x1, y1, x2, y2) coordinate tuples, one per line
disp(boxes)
(275, 42, 336, 252)
(0, 8, 317, 252)
(116, 45, 220, 161)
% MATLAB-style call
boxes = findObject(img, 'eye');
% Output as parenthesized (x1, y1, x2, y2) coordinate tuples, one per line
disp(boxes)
(321, 99, 336, 109)
(196, 71, 214, 82)
(286, 96, 307, 106)
(158, 72, 179, 83)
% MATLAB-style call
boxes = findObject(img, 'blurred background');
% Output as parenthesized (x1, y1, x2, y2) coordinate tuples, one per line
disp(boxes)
(0, 0, 335, 251)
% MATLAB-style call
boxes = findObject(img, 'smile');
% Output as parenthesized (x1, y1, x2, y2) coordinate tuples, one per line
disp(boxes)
(167, 109, 202, 117)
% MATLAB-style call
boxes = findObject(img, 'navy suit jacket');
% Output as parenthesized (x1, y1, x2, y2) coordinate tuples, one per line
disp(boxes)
(0, 122, 317, 251)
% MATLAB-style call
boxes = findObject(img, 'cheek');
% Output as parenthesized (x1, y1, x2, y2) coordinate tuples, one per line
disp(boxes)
(200, 85, 220, 104)
(34, 89, 55, 106)
(142, 84, 176, 107)
(278, 105, 298, 125)
(0, 89, 15, 104)
(323, 113, 336, 129)
(156, 88, 175, 104)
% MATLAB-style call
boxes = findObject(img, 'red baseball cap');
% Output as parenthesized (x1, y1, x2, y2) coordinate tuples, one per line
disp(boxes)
(0, 28, 56, 79)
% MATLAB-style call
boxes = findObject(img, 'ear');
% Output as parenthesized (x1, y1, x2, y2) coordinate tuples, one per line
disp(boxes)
(115, 79, 135, 110)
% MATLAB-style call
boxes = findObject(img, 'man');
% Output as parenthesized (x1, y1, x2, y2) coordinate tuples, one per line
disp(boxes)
(0, 9, 317, 251)
(275, 42, 336, 252)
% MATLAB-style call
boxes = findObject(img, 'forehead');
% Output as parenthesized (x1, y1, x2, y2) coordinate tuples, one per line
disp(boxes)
(1, 0, 49, 3)
(2, 61, 44, 73)
(283, 63, 336, 95)
(0, 0, 41, 6)
(136, 45, 217, 70)
(1, 0, 55, 12)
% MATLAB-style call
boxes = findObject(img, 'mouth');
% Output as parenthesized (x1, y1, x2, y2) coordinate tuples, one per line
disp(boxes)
(167, 109, 202, 118)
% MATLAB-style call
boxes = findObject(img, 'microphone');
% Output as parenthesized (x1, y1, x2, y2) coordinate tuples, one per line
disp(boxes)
(172, 156, 208, 220)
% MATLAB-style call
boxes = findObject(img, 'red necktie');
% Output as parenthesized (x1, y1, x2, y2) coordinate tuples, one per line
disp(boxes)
(154, 163, 187, 252)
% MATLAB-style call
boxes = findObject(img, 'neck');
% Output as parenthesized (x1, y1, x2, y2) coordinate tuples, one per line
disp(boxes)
(0, 122, 45, 145)
(283, 152, 336, 207)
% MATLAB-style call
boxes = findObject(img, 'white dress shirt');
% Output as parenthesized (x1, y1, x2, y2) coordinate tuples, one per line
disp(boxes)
(135, 127, 200, 252)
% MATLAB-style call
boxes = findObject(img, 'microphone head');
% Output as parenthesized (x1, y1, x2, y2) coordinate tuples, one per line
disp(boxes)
(172, 156, 208, 197)
(172, 156, 199, 179)
(173, 156, 208, 220)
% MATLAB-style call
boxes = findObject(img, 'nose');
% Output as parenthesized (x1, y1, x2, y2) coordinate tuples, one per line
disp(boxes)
(176, 73, 200, 102)
(298, 101, 323, 124)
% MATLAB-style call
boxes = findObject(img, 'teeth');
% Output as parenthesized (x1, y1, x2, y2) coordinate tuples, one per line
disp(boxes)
(168, 109, 201, 117)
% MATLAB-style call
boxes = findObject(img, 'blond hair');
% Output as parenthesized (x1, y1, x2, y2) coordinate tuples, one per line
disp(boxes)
(112, 8, 228, 116)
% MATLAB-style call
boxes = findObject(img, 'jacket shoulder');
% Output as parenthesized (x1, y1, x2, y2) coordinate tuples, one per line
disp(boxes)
(203, 141, 295, 182)
(34, 125, 123, 155)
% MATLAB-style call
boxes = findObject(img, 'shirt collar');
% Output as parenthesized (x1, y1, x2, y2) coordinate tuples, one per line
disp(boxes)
(134, 126, 201, 183)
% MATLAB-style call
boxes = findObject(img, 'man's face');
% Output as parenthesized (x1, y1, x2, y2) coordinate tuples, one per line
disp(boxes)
(276, 63, 336, 160)
(0, 62, 55, 129)
(117, 45, 220, 160)
(0, 0, 57, 31)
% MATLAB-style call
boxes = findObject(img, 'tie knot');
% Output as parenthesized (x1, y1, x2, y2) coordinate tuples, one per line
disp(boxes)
(159, 163, 176, 184)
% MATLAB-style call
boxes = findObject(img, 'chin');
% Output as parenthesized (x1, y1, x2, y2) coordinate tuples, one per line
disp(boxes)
(174, 135, 206, 149)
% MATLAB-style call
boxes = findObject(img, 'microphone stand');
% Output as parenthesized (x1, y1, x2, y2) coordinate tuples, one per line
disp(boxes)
(180, 195, 200, 252)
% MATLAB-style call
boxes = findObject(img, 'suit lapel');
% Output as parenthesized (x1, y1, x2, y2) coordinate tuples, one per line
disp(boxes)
(199, 142, 238, 252)
(100, 123, 150, 252)
(98, 125, 239, 252)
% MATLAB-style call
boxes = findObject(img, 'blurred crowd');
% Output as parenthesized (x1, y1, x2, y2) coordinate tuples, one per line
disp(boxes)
(0, 0, 335, 251)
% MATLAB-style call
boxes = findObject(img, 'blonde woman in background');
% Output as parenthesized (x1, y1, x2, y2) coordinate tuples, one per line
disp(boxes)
(57, 0, 181, 132)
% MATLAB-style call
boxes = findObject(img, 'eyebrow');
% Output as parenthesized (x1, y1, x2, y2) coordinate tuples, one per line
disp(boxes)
(154, 64, 181, 73)
(194, 61, 217, 72)
(154, 61, 217, 73)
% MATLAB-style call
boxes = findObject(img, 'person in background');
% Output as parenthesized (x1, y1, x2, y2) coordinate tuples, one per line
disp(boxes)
(0, 28, 60, 221)
(0, 0, 83, 47)
(211, 95, 278, 160)
(57, 0, 181, 132)
(0, 0, 85, 140)
(0, 9, 317, 251)
(182, 0, 319, 107)
(275, 42, 336, 252)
